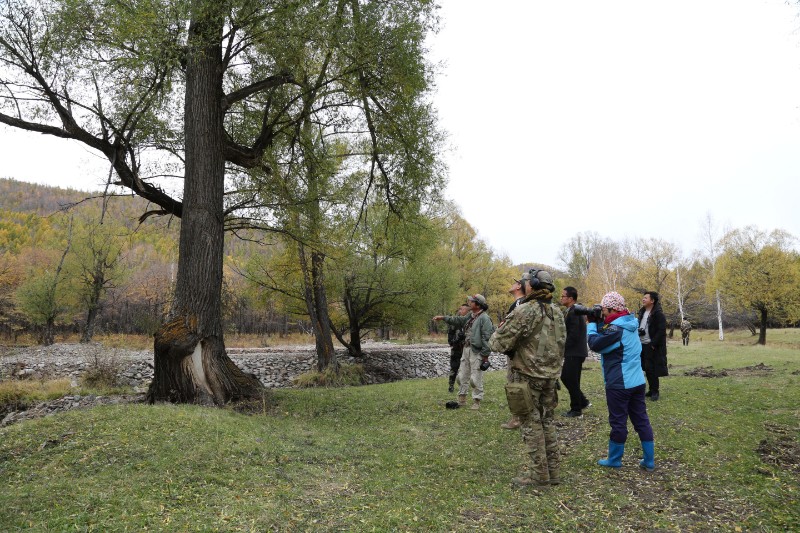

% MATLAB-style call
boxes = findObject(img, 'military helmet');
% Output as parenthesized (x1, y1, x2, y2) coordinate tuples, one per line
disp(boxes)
(522, 269, 555, 292)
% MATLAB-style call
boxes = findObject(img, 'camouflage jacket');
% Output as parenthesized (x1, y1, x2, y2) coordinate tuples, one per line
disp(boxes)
(489, 294, 566, 379)
(680, 320, 692, 333)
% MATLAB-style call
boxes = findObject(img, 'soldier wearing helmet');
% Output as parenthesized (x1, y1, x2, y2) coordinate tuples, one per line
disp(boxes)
(489, 268, 566, 487)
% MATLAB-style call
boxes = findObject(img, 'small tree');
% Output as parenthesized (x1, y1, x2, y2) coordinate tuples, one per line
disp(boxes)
(69, 210, 127, 342)
(15, 222, 73, 345)
(714, 227, 800, 345)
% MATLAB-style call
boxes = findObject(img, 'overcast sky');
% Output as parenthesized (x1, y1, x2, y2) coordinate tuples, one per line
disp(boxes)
(3, 0, 800, 267)
(427, 0, 800, 266)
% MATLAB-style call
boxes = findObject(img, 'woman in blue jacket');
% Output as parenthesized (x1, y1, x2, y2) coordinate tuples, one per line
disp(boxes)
(587, 292, 655, 471)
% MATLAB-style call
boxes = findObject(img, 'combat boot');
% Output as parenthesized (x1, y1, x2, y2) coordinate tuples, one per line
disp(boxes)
(458, 394, 467, 406)
(470, 399, 481, 410)
(512, 475, 550, 487)
(501, 416, 521, 429)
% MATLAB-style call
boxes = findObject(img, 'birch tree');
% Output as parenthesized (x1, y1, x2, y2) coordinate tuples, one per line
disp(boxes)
(699, 213, 726, 340)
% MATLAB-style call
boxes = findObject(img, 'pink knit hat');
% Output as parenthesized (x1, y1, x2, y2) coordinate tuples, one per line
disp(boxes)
(601, 291, 627, 312)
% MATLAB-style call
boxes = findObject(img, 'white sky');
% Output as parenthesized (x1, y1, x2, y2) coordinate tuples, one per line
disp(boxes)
(3, 0, 800, 267)
(428, 0, 800, 265)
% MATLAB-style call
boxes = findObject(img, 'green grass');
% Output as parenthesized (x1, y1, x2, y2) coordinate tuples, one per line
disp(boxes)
(1, 330, 798, 531)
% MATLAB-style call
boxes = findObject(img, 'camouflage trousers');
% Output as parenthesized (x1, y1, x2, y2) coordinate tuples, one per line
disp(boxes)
(509, 371, 560, 483)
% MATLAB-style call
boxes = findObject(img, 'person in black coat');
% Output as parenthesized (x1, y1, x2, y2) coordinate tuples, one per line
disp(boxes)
(559, 286, 590, 417)
(637, 291, 668, 401)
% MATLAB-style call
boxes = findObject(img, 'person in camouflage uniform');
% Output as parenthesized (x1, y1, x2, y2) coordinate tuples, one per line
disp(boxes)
(489, 269, 566, 486)
(680, 318, 692, 346)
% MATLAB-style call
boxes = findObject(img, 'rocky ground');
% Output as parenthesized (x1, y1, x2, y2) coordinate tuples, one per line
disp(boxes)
(1, 341, 497, 427)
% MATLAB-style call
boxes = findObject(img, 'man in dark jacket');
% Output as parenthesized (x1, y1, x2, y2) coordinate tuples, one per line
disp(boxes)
(637, 291, 668, 401)
(446, 304, 470, 392)
(560, 286, 590, 417)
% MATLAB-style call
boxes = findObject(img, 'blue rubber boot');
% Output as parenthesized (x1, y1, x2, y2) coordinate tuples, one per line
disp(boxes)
(639, 441, 655, 471)
(597, 440, 625, 468)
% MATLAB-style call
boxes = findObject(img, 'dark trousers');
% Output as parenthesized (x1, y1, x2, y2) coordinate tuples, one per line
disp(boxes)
(560, 357, 588, 411)
(641, 343, 660, 393)
(448, 346, 463, 387)
(605, 384, 654, 443)
(645, 373, 660, 394)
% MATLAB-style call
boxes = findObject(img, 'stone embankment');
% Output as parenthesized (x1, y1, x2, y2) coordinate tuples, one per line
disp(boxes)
(0, 342, 511, 390)
(0, 342, 513, 426)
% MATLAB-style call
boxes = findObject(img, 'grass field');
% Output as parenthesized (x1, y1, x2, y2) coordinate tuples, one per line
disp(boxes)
(0, 330, 798, 531)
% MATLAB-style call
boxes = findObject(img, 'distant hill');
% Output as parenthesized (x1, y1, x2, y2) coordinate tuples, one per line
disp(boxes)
(514, 262, 565, 279)
(0, 178, 269, 257)
(0, 178, 96, 215)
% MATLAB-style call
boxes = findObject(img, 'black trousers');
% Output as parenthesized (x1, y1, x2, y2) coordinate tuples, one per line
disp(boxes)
(560, 357, 588, 411)
(448, 345, 463, 387)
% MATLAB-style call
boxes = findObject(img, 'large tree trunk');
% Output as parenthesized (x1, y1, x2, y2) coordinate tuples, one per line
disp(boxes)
(147, 5, 262, 404)
(298, 243, 337, 371)
(311, 251, 337, 371)
(758, 307, 767, 346)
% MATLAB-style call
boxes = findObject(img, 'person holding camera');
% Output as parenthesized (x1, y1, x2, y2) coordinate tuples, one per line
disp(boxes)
(587, 291, 655, 472)
(433, 294, 494, 410)
(446, 304, 470, 393)
(489, 269, 566, 487)
(559, 286, 591, 417)
(637, 291, 668, 401)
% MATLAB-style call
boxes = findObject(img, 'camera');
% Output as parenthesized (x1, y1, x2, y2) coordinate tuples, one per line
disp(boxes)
(638, 328, 646, 336)
(573, 304, 603, 321)
(479, 359, 491, 371)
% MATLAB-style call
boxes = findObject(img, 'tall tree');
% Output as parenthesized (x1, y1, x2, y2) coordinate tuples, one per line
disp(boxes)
(558, 231, 602, 295)
(1, 0, 440, 402)
(714, 227, 800, 345)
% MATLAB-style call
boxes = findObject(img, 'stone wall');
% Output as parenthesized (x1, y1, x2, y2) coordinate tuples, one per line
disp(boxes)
(1, 343, 511, 390)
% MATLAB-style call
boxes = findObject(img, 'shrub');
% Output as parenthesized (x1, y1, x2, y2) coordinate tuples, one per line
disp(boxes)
(80, 353, 121, 389)
(292, 364, 366, 388)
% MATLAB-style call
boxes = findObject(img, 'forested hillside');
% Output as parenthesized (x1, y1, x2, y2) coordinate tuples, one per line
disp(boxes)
(2, 177, 797, 348)
(0, 178, 292, 342)
(0, 179, 522, 346)
(0, 178, 91, 214)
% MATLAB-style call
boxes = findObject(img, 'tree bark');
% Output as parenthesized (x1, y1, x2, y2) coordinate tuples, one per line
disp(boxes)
(40, 319, 55, 346)
(342, 282, 363, 357)
(81, 267, 104, 343)
(298, 243, 337, 371)
(81, 304, 99, 343)
(146, 4, 262, 404)
(758, 307, 767, 346)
